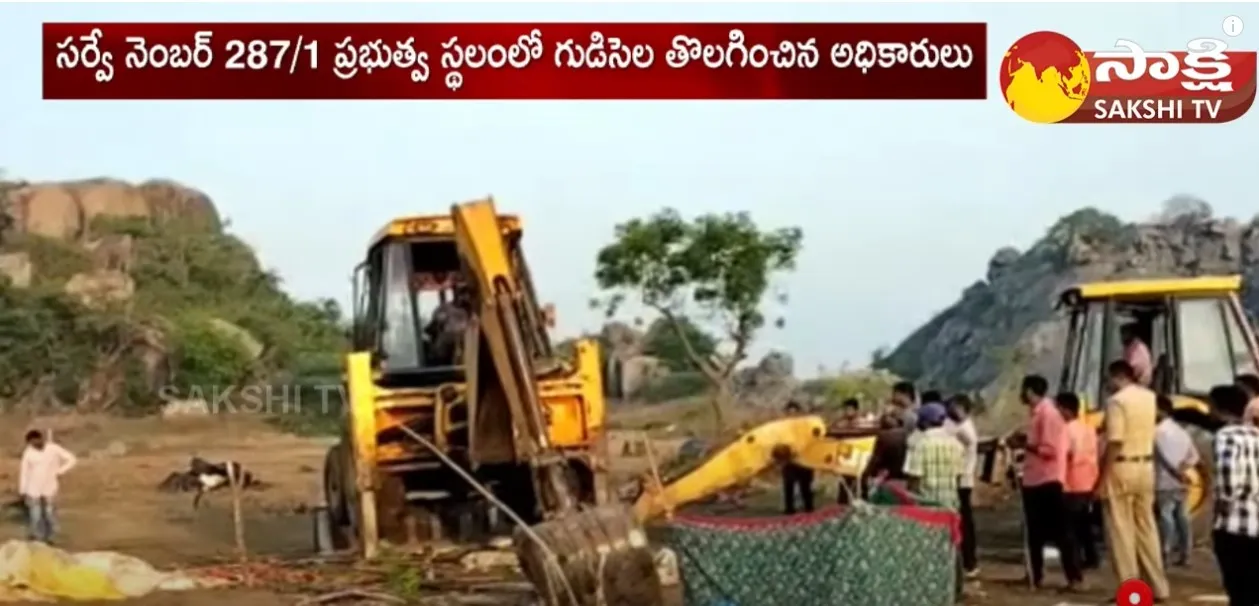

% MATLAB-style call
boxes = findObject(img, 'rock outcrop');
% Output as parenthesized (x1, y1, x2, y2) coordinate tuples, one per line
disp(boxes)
(733, 351, 798, 406)
(0, 176, 287, 414)
(878, 200, 1259, 401)
(1, 178, 220, 241)
(64, 269, 136, 307)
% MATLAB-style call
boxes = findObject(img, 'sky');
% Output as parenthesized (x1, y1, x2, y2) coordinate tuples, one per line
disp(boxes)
(1, 2, 1256, 376)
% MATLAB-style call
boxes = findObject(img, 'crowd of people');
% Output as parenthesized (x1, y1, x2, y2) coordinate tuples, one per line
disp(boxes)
(780, 358, 1259, 604)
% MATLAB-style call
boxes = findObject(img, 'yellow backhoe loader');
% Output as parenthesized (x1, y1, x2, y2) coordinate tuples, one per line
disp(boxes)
(1052, 274, 1258, 527)
(326, 200, 660, 605)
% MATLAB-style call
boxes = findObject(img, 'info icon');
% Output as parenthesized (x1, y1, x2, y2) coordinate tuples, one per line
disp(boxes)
(1116, 579, 1153, 606)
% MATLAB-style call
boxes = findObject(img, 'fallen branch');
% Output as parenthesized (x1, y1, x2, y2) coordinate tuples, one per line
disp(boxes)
(295, 588, 406, 606)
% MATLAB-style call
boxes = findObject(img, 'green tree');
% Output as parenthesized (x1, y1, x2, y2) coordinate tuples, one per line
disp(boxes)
(593, 208, 803, 432)
(642, 316, 717, 371)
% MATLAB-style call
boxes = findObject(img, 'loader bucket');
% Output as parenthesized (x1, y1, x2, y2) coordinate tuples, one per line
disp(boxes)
(513, 504, 663, 606)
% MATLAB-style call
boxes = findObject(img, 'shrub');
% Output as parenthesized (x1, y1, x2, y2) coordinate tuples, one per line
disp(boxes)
(634, 371, 710, 404)
(168, 316, 255, 398)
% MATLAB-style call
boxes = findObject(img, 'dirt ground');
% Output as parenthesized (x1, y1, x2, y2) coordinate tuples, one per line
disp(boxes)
(0, 414, 1230, 605)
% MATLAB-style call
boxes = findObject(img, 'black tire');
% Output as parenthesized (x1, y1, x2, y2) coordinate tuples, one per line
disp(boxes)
(323, 443, 354, 550)
(514, 505, 662, 606)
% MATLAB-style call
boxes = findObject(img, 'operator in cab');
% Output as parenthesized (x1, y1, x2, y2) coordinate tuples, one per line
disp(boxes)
(424, 289, 468, 367)
(1121, 323, 1153, 387)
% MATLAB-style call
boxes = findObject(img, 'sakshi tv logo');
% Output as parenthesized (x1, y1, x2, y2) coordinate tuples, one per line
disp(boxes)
(1000, 21, 1256, 124)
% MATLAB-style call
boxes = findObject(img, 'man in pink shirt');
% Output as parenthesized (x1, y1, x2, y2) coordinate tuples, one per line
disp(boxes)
(18, 429, 77, 544)
(1122, 323, 1153, 387)
(1019, 375, 1084, 590)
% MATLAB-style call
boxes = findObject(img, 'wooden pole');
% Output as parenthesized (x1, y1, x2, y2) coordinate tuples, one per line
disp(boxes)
(640, 432, 673, 521)
(226, 463, 248, 564)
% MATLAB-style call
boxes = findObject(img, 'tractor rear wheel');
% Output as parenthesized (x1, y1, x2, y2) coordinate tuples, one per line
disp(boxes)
(1187, 428, 1216, 545)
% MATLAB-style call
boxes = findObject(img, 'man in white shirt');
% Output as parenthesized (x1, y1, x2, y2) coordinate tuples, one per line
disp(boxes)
(948, 394, 980, 577)
(1154, 396, 1199, 567)
(18, 430, 77, 544)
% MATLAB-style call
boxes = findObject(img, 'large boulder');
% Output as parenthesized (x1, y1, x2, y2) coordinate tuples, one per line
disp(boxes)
(2, 178, 221, 242)
(621, 355, 668, 396)
(0, 252, 32, 288)
(11, 184, 82, 240)
(733, 351, 798, 407)
(82, 233, 134, 272)
(64, 269, 135, 307)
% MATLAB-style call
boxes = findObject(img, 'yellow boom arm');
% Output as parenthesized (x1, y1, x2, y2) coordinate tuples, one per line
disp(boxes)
(631, 416, 877, 521)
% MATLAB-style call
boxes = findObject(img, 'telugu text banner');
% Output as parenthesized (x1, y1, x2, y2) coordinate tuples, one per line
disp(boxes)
(44, 22, 988, 101)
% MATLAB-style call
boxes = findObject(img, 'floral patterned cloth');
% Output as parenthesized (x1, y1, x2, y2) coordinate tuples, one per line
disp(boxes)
(665, 502, 958, 606)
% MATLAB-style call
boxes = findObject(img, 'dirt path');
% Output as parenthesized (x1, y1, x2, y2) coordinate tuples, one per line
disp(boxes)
(0, 415, 1228, 605)
(967, 505, 1224, 606)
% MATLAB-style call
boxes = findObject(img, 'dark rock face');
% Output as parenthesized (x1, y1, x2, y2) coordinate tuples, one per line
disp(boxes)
(878, 201, 1259, 398)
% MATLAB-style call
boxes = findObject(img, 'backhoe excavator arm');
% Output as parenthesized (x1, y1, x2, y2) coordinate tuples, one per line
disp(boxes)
(450, 199, 576, 515)
(452, 199, 664, 606)
(631, 416, 877, 521)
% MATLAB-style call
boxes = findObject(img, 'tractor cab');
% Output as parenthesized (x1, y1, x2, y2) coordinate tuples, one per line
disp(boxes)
(352, 214, 555, 389)
(1058, 275, 1259, 429)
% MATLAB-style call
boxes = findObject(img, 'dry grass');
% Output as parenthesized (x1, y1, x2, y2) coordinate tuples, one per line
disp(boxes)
(0, 413, 331, 565)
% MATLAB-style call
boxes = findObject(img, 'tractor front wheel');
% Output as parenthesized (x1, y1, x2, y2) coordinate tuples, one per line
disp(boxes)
(323, 442, 357, 551)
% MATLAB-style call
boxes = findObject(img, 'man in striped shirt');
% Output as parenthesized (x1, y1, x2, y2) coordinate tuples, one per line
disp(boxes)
(1208, 384, 1259, 605)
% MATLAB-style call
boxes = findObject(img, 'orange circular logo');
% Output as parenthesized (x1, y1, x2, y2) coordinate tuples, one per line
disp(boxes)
(1000, 31, 1092, 124)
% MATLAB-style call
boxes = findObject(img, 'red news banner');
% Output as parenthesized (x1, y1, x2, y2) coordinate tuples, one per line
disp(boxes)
(43, 22, 987, 100)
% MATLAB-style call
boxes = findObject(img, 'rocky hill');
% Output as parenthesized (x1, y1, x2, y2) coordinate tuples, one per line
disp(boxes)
(0, 177, 345, 413)
(877, 198, 1259, 404)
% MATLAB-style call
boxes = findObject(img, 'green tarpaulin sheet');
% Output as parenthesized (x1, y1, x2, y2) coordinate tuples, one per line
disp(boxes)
(664, 488, 959, 606)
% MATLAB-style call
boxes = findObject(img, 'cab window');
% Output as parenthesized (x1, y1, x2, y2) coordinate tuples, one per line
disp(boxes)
(1177, 298, 1237, 393)
(351, 262, 370, 349)
(1224, 298, 1259, 377)
(378, 241, 422, 370)
(1070, 302, 1107, 410)
(352, 247, 384, 352)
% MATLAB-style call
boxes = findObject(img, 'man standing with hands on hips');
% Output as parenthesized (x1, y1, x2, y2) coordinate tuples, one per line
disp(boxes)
(1097, 360, 1170, 602)
(18, 429, 77, 545)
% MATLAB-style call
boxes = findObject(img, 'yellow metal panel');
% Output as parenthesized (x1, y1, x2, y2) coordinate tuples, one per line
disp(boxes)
(574, 338, 605, 436)
(538, 338, 607, 447)
(366, 212, 523, 250)
(346, 352, 378, 488)
(1065, 275, 1241, 301)
(798, 434, 877, 477)
(345, 351, 379, 557)
(543, 395, 585, 445)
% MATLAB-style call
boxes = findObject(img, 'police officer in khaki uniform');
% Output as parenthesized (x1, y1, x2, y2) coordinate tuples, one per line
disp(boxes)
(1097, 360, 1170, 600)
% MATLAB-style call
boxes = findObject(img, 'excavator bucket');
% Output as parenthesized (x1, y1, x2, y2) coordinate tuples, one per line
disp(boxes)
(513, 504, 663, 606)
